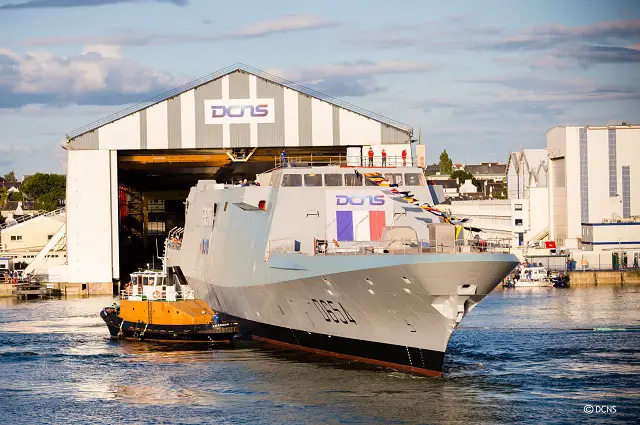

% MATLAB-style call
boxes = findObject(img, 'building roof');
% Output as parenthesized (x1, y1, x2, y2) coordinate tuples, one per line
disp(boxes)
(464, 162, 507, 176)
(67, 63, 412, 140)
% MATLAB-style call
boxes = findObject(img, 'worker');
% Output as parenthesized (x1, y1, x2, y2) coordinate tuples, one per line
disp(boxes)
(280, 149, 287, 167)
(381, 149, 387, 166)
(401, 149, 407, 166)
(368, 147, 374, 166)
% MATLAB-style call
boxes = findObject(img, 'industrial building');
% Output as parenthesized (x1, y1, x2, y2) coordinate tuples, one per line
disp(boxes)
(547, 123, 639, 249)
(61, 64, 415, 289)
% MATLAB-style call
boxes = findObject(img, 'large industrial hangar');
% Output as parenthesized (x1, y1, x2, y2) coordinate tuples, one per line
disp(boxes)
(63, 63, 415, 289)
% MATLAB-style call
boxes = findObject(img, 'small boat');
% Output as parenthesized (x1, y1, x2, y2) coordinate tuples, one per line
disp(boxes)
(511, 266, 554, 287)
(100, 265, 240, 343)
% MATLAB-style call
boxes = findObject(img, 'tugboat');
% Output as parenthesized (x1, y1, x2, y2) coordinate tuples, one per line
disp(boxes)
(100, 253, 240, 343)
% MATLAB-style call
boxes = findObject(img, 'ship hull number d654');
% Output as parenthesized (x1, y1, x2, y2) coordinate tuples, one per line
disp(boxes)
(311, 299, 357, 325)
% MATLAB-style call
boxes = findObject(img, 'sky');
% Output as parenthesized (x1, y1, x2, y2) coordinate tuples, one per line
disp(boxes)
(0, 0, 639, 177)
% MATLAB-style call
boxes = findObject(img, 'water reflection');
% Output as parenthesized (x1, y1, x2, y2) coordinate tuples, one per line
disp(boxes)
(0, 287, 638, 424)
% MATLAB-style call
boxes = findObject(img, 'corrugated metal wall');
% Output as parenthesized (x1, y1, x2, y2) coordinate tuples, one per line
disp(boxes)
(69, 70, 412, 150)
(167, 96, 182, 149)
(256, 77, 284, 147)
(194, 78, 223, 148)
(298, 94, 313, 147)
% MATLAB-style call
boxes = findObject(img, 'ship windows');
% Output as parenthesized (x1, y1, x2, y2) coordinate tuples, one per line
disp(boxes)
(304, 174, 323, 187)
(365, 177, 377, 186)
(404, 173, 423, 186)
(324, 174, 343, 187)
(282, 174, 303, 187)
(344, 174, 363, 186)
(384, 173, 403, 186)
(224, 202, 228, 211)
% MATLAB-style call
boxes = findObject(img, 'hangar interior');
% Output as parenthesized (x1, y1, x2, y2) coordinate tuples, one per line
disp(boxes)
(64, 64, 414, 286)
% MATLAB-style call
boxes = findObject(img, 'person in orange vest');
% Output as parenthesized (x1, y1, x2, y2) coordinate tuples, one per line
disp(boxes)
(381, 148, 387, 166)
(401, 149, 407, 166)
(368, 147, 374, 166)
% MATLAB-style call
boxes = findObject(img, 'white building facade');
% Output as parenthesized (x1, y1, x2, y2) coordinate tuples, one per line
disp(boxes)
(547, 124, 639, 249)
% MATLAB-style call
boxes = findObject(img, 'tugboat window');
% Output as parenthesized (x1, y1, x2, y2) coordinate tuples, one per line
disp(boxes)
(282, 174, 302, 187)
(324, 174, 343, 186)
(345, 174, 363, 186)
(404, 173, 422, 186)
(304, 174, 323, 186)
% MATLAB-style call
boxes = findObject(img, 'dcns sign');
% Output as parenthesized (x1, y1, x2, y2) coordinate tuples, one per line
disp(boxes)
(204, 98, 275, 124)
(336, 195, 385, 206)
(211, 104, 269, 118)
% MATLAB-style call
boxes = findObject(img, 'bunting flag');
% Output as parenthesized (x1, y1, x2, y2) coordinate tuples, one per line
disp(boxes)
(355, 170, 482, 233)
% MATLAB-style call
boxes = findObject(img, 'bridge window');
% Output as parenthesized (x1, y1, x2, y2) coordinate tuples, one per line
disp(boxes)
(384, 173, 403, 186)
(282, 174, 302, 187)
(404, 173, 423, 186)
(324, 174, 343, 186)
(304, 174, 323, 187)
(345, 174, 363, 186)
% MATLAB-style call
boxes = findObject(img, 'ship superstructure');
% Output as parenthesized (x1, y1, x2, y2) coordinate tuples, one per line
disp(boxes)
(166, 164, 518, 376)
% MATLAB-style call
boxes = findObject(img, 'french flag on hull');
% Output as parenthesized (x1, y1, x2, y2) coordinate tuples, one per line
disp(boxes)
(336, 210, 386, 242)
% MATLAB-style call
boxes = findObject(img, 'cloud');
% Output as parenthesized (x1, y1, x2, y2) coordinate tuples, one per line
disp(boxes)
(0, 45, 190, 108)
(265, 60, 436, 98)
(487, 19, 640, 51)
(0, 0, 187, 9)
(19, 14, 340, 46)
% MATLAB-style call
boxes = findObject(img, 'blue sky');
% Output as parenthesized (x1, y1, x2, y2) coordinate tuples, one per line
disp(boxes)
(1, 0, 639, 176)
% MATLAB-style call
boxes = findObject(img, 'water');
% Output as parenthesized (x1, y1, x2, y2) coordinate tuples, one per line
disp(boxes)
(1, 286, 639, 424)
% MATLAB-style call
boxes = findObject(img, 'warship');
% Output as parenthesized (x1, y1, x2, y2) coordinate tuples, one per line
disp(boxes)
(166, 161, 518, 376)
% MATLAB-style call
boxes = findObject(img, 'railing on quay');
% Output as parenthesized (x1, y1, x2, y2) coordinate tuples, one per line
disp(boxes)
(0, 207, 66, 230)
(267, 237, 512, 259)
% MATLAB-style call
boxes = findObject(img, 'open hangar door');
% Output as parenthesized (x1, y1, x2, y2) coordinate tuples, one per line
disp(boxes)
(115, 146, 349, 281)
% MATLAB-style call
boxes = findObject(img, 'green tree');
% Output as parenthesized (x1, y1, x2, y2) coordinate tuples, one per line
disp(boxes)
(7, 191, 23, 202)
(439, 150, 453, 175)
(21, 173, 66, 211)
(0, 186, 8, 207)
(2, 171, 16, 182)
(450, 169, 481, 190)
(492, 185, 508, 199)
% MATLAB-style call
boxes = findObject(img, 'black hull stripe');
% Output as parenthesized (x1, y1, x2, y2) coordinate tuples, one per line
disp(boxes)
(101, 314, 238, 342)
(234, 316, 445, 377)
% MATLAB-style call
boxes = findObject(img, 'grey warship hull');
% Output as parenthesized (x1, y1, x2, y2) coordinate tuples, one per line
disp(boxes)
(167, 167, 518, 376)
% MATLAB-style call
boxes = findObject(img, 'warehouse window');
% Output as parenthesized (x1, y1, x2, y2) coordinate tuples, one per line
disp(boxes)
(281, 174, 302, 187)
(514, 204, 523, 211)
(515, 219, 523, 226)
(622, 166, 631, 218)
(609, 129, 617, 196)
(324, 174, 343, 187)
(304, 174, 323, 187)
(579, 128, 589, 223)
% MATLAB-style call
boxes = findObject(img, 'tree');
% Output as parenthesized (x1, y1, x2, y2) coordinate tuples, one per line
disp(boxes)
(7, 191, 23, 202)
(0, 186, 8, 207)
(439, 150, 453, 175)
(2, 171, 16, 182)
(450, 169, 481, 190)
(21, 173, 66, 211)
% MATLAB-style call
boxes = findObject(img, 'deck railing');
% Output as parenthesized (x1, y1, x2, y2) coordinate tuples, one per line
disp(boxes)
(273, 155, 418, 169)
(267, 237, 512, 259)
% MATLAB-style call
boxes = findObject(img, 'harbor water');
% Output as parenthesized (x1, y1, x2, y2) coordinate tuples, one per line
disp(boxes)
(1, 286, 638, 424)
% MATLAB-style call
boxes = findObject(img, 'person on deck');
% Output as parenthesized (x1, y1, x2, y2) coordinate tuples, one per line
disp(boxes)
(381, 149, 387, 166)
(401, 149, 407, 166)
(280, 149, 287, 168)
(368, 147, 374, 166)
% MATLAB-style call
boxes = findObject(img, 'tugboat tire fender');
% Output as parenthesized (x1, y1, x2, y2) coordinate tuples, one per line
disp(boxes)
(152, 291, 160, 300)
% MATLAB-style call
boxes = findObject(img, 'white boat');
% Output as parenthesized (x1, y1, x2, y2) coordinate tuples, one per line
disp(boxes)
(513, 266, 554, 287)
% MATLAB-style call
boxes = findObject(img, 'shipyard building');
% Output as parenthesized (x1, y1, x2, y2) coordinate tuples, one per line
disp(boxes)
(60, 64, 416, 290)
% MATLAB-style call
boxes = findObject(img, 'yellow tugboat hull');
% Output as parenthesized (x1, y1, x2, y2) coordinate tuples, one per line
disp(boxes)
(119, 299, 215, 326)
